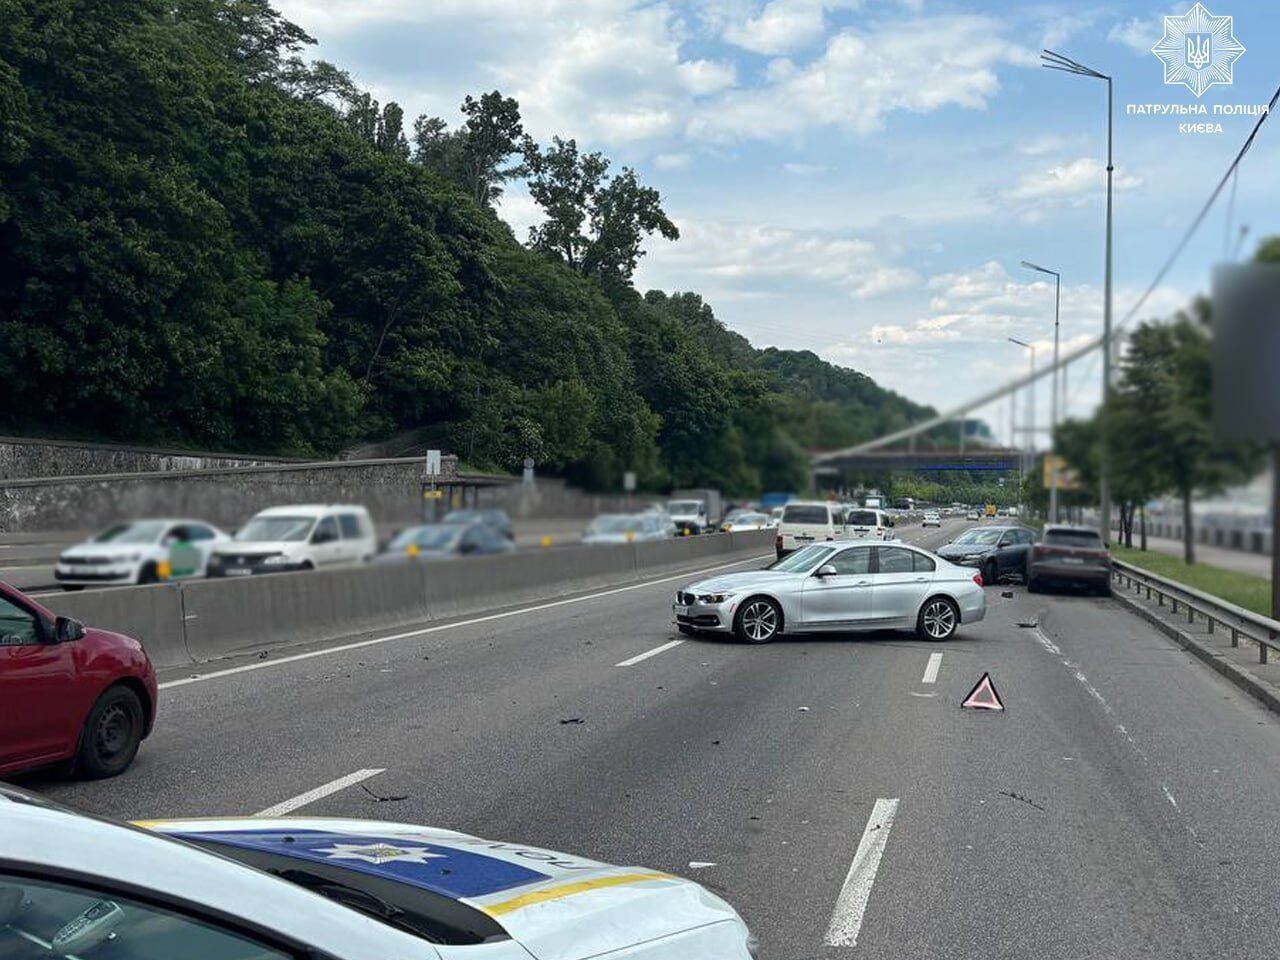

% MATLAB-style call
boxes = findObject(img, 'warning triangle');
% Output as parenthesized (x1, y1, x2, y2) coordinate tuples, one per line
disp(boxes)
(961, 672, 1004, 711)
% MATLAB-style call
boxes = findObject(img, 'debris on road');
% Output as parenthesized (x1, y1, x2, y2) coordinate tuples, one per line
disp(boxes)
(559, 717, 584, 725)
(1017, 619, 1038, 628)
(998, 791, 1045, 812)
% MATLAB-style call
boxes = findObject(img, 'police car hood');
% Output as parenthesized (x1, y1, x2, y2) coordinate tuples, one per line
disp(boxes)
(61, 540, 161, 560)
(144, 818, 747, 960)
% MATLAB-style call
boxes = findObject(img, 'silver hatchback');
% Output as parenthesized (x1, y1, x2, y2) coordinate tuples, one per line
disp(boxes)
(673, 542, 986, 643)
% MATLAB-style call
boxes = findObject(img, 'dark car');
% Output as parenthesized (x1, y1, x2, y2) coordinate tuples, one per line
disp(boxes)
(935, 525, 1036, 585)
(1027, 525, 1112, 594)
(374, 521, 516, 563)
(441, 508, 515, 542)
(0, 581, 158, 779)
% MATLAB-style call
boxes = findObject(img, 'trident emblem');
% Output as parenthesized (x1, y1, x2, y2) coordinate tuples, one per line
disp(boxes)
(1186, 33, 1211, 70)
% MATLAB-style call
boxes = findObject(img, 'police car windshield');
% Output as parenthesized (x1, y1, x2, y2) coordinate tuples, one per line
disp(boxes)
(93, 521, 167, 544)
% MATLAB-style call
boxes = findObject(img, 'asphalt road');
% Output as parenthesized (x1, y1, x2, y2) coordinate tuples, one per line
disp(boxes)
(17, 518, 1280, 959)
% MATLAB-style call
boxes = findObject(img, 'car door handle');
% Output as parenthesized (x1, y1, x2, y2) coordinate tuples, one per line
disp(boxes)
(914, 576, 928, 582)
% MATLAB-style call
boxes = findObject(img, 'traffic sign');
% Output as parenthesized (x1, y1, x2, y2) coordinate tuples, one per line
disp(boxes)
(961, 673, 1004, 711)
(623, 471, 637, 492)
(425, 449, 442, 477)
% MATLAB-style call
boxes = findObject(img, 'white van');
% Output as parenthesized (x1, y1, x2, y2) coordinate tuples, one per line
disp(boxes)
(775, 501, 848, 558)
(208, 504, 377, 577)
(844, 507, 894, 541)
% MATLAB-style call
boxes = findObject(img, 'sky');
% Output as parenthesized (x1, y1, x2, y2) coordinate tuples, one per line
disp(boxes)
(274, 0, 1280, 444)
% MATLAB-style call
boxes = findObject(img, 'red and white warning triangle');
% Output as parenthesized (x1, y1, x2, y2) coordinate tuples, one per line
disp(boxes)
(961, 672, 1004, 711)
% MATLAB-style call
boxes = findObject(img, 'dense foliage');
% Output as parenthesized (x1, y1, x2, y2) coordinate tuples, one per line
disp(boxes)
(0, 0, 931, 492)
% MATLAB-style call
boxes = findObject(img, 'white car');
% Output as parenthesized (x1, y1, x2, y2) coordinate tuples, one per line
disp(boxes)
(0, 787, 756, 960)
(843, 508, 895, 541)
(583, 513, 673, 543)
(674, 541, 986, 643)
(208, 504, 376, 577)
(55, 519, 229, 589)
(775, 501, 848, 558)
(966, 511, 981, 521)
(722, 511, 774, 532)
(922, 512, 942, 528)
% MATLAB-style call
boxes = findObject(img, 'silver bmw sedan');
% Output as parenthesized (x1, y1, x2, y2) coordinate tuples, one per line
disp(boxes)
(673, 541, 986, 643)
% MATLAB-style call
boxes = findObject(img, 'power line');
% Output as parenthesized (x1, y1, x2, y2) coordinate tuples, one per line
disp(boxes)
(818, 78, 1280, 458)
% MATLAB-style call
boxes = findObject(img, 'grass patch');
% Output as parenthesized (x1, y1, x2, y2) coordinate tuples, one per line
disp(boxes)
(1113, 544, 1273, 617)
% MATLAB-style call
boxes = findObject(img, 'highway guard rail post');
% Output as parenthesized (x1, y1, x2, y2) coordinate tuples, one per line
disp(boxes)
(1112, 560, 1280, 664)
(36, 531, 774, 669)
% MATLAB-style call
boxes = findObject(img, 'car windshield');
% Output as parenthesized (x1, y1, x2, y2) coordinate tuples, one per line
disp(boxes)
(953, 528, 1003, 545)
(92, 521, 167, 544)
(590, 515, 644, 533)
(388, 525, 464, 550)
(733, 513, 768, 524)
(235, 516, 315, 542)
(782, 505, 829, 524)
(443, 510, 480, 523)
(667, 501, 701, 513)
(768, 544, 836, 572)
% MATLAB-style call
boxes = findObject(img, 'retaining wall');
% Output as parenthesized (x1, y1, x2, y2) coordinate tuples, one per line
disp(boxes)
(37, 531, 774, 669)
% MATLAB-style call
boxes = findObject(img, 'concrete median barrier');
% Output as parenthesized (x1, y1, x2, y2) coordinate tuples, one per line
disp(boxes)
(41, 583, 192, 669)
(34, 533, 774, 668)
(180, 562, 430, 661)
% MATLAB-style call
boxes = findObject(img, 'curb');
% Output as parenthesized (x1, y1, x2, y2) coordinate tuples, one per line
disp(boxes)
(1114, 590, 1280, 716)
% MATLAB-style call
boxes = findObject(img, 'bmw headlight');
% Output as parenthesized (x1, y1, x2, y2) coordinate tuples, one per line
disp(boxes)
(123, 553, 143, 563)
(697, 593, 733, 604)
(262, 555, 293, 566)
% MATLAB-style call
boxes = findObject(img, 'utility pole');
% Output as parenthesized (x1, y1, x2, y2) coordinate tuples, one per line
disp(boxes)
(1022, 261, 1062, 522)
(1042, 49, 1114, 541)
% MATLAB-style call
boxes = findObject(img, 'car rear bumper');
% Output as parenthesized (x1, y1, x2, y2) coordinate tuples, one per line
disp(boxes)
(1029, 560, 1110, 584)
(958, 591, 987, 624)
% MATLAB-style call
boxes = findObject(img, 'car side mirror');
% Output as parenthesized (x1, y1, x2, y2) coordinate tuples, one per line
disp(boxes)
(814, 564, 838, 578)
(55, 616, 86, 643)
(886, 519, 895, 527)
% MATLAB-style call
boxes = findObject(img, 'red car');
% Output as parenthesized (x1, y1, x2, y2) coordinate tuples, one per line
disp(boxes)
(0, 581, 157, 778)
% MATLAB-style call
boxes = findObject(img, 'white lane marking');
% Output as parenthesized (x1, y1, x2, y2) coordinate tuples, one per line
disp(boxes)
(688, 861, 717, 869)
(824, 797, 899, 948)
(255, 768, 385, 817)
(159, 553, 772, 690)
(1031, 627, 1061, 655)
(1161, 784, 1179, 811)
(921, 652, 943, 684)
(616, 639, 684, 667)
(908, 691, 936, 699)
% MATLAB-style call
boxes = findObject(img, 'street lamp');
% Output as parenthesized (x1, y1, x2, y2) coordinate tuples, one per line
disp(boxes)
(1008, 338, 1036, 488)
(1022, 260, 1061, 523)
(1042, 48, 1113, 542)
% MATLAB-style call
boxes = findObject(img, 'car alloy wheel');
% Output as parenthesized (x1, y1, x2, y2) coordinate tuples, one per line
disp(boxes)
(737, 598, 780, 644)
(919, 598, 957, 641)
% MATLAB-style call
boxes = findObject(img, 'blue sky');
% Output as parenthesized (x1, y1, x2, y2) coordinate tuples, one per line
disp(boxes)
(275, 0, 1279, 441)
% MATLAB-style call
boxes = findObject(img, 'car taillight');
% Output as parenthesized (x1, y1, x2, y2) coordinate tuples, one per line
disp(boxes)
(775, 534, 783, 549)
(973, 572, 984, 587)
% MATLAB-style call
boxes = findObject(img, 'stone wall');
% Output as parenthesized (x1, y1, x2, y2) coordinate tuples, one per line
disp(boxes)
(0, 436, 299, 481)
(0, 457, 459, 532)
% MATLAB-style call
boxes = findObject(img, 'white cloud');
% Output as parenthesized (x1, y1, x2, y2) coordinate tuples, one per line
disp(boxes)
(638, 218, 916, 301)
(782, 162, 830, 175)
(678, 58, 738, 95)
(654, 152, 692, 170)
(1003, 158, 1144, 218)
(1018, 133, 1068, 157)
(723, 0, 828, 55)
(1108, 15, 1160, 54)
(689, 15, 1036, 141)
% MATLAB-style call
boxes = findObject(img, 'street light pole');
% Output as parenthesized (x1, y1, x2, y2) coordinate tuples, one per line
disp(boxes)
(1009, 337, 1036, 489)
(1022, 261, 1061, 522)
(1043, 49, 1114, 542)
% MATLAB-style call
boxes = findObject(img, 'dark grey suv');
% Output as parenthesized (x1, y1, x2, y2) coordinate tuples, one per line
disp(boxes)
(936, 525, 1036, 585)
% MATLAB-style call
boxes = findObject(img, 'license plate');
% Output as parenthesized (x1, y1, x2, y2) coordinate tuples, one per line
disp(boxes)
(673, 604, 689, 616)
(226, 568, 253, 576)
(795, 535, 815, 542)
(853, 528, 870, 536)
(1062, 557, 1084, 565)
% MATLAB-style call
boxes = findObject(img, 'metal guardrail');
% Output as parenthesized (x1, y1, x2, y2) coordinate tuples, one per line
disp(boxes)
(1112, 559, 1280, 664)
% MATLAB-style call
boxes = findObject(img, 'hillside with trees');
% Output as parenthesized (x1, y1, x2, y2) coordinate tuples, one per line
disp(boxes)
(0, 0, 931, 493)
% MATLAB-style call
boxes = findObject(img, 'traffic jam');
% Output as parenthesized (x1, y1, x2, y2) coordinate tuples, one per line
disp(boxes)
(2, 491, 1110, 960)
